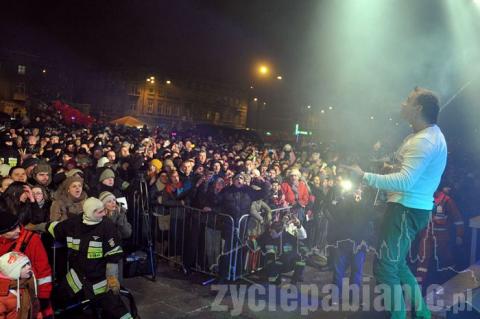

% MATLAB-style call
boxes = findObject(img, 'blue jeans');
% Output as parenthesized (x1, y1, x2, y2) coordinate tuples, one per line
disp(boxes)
(332, 241, 366, 300)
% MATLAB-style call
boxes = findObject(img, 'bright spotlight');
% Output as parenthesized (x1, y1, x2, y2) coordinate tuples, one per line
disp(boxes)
(340, 180, 353, 192)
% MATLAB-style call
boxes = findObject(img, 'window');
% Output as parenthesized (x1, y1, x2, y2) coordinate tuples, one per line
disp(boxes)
(147, 99, 154, 113)
(17, 65, 26, 75)
(130, 85, 139, 95)
(16, 82, 26, 94)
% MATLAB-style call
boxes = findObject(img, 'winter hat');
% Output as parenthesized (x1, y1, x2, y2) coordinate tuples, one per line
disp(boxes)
(0, 164, 11, 177)
(97, 157, 110, 168)
(99, 191, 116, 204)
(65, 168, 83, 178)
(0, 251, 37, 311)
(0, 211, 20, 235)
(82, 197, 105, 225)
(63, 175, 84, 191)
(22, 157, 39, 169)
(150, 159, 163, 173)
(99, 168, 115, 182)
(32, 162, 52, 176)
(0, 252, 31, 280)
(289, 168, 301, 177)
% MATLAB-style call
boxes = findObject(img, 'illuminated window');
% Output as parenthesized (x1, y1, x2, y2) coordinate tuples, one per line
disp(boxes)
(18, 65, 26, 75)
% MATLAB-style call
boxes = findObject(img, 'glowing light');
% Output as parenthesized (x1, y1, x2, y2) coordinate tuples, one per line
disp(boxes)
(307, 105, 311, 109)
(277, 75, 283, 80)
(42, 69, 47, 74)
(370, 116, 375, 120)
(258, 65, 269, 75)
(389, 117, 393, 121)
(320, 109, 325, 114)
(340, 180, 353, 192)
(166, 80, 171, 85)
(253, 97, 258, 101)
(328, 106, 333, 110)
(250, 86, 254, 89)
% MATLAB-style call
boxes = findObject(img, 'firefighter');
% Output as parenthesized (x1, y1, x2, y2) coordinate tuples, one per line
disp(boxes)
(48, 197, 133, 319)
(416, 185, 464, 284)
(257, 218, 306, 284)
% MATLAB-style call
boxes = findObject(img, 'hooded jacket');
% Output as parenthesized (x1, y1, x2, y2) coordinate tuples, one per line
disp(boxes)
(50, 177, 88, 222)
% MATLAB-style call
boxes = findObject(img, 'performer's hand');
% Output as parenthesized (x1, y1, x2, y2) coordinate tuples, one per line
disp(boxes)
(340, 164, 365, 180)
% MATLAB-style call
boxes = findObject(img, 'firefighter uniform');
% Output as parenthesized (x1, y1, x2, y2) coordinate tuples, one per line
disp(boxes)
(257, 222, 306, 284)
(416, 190, 464, 283)
(49, 213, 132, 319)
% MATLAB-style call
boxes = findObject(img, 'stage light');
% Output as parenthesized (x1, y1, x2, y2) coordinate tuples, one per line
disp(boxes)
(340, 180, 353, 192)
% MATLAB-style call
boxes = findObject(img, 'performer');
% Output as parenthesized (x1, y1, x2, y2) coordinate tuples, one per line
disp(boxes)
(344, 87, 447, 319)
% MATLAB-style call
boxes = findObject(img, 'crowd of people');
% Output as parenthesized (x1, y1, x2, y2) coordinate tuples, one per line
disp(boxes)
(0, 99, 475, 318)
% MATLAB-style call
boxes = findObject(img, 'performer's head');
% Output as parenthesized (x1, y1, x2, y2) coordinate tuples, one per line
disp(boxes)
(401, 87, 440, 126)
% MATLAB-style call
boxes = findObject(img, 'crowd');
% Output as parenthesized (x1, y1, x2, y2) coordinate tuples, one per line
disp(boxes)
(0, 101, 475, 318)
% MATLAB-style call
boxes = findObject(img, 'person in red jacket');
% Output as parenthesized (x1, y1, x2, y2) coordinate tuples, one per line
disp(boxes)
(0, 210, 53, 318)
(415, 185, 464, 285)
(281, 168, 310, 223)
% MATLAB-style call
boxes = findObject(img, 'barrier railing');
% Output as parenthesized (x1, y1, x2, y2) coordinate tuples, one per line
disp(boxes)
(152, 204, 292, 282)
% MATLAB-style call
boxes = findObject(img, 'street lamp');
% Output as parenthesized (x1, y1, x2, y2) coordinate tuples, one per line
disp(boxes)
(258, 65, 269, 76)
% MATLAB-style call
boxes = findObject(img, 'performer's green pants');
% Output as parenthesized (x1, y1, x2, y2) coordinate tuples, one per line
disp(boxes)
(374, 202, 432, 319)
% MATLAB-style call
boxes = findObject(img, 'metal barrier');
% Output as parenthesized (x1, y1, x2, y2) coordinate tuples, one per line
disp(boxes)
(153, 205, 236, 280)
(152, 205, 292, 283)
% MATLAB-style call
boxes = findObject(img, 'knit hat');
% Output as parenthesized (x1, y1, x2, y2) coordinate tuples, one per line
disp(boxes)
(82, 197, 105, 225)
(99, 191, 116, 204)
(0, 212, 20, 235)
(99, 168, 115, 182)
(0, 252, 31, 280)
(65, 168, 83, 178)
(150, 159, 163, 173)
(0, 164, 10, 178)
(97, 157, 110, 168)
(0, 251, 37, 311)
(289, 168, 301, 177)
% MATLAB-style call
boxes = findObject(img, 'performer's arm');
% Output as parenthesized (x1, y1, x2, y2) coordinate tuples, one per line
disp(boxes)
(363, 137, 434, 192)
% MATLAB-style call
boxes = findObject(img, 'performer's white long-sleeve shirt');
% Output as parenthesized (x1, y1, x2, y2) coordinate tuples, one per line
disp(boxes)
(363, 125, 447, 210)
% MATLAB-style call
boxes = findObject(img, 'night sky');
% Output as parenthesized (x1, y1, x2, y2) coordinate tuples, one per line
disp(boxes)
(1, 0, 313, 86)
(2, 0, 479, 148)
